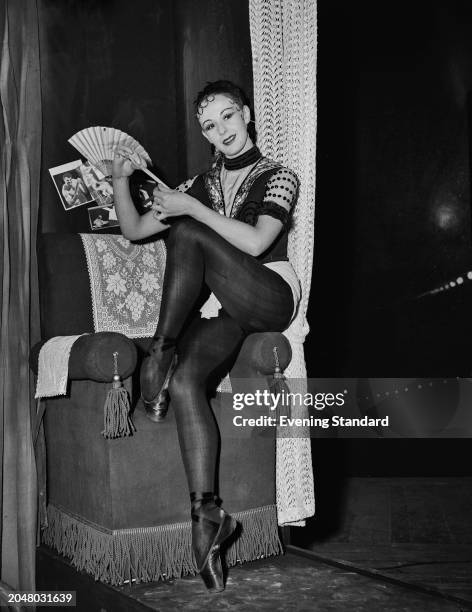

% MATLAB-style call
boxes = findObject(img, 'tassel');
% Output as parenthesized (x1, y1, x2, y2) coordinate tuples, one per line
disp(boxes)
(269, 346, 291, 421)
(102, 351, 136, 439)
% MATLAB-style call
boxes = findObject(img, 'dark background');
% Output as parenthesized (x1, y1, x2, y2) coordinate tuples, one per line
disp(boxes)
(305, 0, 472, 477)
(307, 0, 472, 378)
(38, 0, 470, 476)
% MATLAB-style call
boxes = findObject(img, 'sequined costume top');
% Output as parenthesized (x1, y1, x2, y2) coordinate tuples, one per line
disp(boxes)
(176, 147, 299, 266)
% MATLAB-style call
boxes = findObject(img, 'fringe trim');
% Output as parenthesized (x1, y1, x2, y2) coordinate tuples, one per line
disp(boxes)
(42, 504, 283, 586)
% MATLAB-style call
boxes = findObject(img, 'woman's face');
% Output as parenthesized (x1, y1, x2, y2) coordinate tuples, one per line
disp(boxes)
(198, 93, 253, 158)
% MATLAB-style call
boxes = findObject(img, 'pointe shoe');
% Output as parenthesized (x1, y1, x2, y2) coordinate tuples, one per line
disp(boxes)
(140, 337, 177, 422)
(191, 493, 238, 593)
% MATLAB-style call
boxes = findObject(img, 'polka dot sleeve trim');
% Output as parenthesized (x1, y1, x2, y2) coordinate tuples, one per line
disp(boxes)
(259, 168, 299, 226)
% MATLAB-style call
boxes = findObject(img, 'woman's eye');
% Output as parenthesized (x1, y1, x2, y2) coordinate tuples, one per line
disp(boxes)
(204, 123, 214, 132)
(223, 113, 234, 120)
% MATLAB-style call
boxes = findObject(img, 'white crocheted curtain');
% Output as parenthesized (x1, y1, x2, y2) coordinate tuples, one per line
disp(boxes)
(249, 0, 317, 525)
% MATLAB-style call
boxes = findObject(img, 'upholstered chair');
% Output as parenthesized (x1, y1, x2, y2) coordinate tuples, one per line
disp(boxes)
(30, 232, 292, 585)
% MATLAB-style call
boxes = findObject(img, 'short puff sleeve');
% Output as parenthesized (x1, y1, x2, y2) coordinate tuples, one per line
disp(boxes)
(259, 168, 299, 226)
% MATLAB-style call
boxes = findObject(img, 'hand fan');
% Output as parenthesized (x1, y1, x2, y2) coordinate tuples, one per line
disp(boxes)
(68, 126, 168, 187)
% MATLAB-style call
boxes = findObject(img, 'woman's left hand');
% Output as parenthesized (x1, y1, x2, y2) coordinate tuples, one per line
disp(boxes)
(151, 185, 197, 221)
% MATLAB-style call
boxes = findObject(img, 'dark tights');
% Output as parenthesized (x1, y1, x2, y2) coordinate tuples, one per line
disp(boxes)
(156, 218, 293, 493)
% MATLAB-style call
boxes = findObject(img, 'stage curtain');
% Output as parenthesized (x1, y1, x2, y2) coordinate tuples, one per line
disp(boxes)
(249, 0, 317, 526)
(0, 0, 42, 590)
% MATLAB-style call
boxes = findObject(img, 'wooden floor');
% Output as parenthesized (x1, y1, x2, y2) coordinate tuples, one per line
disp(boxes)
(291, 477, 472, 607)
(37, 477, 472, 611)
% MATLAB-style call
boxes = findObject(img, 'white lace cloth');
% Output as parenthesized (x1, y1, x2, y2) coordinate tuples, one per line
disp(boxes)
(250, 0, 317, 526)
(35, 335, 84, 398)
(80, 234, 166, 338)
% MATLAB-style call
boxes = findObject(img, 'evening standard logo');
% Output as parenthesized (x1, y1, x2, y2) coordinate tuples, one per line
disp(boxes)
(232, 414, 389, 428)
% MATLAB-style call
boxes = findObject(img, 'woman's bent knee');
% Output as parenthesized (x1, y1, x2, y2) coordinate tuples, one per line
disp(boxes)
(167, 217, 209, 245)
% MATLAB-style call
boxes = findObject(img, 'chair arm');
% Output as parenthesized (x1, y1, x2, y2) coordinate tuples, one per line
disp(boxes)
(231, 332, 292, 378)
(30, 332, 137, 381)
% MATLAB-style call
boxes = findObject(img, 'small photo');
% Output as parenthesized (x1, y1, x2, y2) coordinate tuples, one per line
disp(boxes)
(88, 204, 120, 231)
(80, 162, 114, 206)
(49, 160, 95, 211)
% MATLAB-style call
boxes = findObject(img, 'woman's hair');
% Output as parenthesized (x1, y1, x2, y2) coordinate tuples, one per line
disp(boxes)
(194, 80, 256, 143)
(194, 80, 247, 114)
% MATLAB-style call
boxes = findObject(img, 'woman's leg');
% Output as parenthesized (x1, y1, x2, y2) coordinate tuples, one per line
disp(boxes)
(168, 310, 244, 591)
(141, 217, 292, 419)
(156, 217, 293, 340)
(157, 220, 291, 590)
(169, 310, 245, 493)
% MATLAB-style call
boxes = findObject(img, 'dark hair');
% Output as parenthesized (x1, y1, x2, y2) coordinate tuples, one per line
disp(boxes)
(194, 80, 248, 112)
(63, 173, 73, 180)
(194, 80, 256, 143)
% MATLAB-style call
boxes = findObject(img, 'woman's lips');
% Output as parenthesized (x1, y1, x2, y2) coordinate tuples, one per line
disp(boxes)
(223, 135, 236, 145)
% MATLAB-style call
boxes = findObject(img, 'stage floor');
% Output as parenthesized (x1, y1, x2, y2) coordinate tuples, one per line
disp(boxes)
(37, 477, 472, 611)
(291, 477, 472, 608)
(37, 544, 469, 611)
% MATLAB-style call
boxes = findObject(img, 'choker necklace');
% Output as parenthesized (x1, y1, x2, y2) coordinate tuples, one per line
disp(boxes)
(223, 146, 262, 171)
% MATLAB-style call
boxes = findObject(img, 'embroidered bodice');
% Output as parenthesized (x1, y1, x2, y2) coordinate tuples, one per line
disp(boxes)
(176, 151, 299, 264)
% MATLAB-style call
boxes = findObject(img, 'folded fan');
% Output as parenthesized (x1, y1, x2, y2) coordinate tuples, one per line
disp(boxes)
(68, 126, 168, 187)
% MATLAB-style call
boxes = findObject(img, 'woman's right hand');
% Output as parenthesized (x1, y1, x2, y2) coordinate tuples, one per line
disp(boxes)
(112, 146, 147, 179)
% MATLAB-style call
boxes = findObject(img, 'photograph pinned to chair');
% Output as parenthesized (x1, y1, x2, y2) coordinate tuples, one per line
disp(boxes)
(49, 160, 95, 211)
(88, 204, 120, 231)
(80, 161, 114, 207)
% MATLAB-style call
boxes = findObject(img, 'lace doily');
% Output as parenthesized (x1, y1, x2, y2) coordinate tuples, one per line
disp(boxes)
(80, 234, 166, 338)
